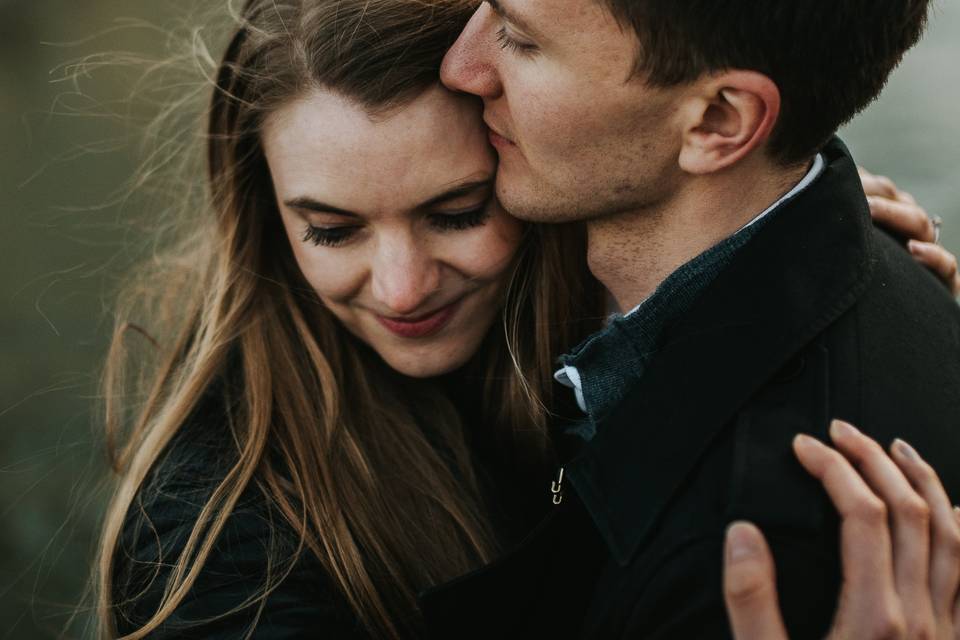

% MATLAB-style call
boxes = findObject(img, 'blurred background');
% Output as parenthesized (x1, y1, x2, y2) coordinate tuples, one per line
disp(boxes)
(2, 1, 959, 637)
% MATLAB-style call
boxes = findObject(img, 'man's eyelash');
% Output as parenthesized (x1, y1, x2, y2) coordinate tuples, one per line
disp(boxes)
(495, 27, 538, 56)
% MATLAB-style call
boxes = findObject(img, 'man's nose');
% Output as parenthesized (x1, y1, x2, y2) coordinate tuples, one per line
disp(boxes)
(370, 238, 442, 316)
(440, 4, 503, 99)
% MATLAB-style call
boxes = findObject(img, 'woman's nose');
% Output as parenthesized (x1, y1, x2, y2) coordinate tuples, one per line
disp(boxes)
(370, 238, 442, 316)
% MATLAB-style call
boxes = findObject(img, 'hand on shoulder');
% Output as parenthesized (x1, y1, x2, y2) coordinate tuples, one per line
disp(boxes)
(724, 419, 960, 639)
(860, 166, 959, 296)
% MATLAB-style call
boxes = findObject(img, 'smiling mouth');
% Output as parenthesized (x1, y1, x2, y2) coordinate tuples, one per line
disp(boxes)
(375, 299, 463, 339)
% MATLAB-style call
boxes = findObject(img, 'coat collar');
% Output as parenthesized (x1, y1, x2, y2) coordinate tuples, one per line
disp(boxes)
(566, 137, 877, 566)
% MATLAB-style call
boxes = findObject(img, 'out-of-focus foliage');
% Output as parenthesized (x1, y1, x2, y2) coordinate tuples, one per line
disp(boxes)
(0, 0, 957, 637)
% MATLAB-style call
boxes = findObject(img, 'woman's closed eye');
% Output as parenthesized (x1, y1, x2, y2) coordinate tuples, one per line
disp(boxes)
(427, 202, 493, 231)
(302, 224, 359, 248)
(301, 203, 494, 248)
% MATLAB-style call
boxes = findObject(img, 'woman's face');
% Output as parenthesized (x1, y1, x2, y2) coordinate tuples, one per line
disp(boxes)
(262, 84, 524, 378)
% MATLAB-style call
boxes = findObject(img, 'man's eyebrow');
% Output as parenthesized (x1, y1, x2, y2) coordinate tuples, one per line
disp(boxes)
(486, 0, 541, 38)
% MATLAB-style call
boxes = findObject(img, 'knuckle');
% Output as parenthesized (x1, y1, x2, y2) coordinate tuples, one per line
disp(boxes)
(875, 177, 899, 197)
(907, 622, 935, 640)
(939, 527, 960, 560)
(895, 495, 930, 524)
(853, 495, 889, 525)
(725, 567, 771, 605)
(869, 612, 907, 639)
(868, 195, 889, 213)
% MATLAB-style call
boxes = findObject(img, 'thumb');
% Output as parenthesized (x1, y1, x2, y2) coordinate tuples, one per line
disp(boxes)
(724, 521, 790, 640)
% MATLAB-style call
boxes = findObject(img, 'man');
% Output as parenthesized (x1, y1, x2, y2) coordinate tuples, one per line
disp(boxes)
(420, 0, 960, 637)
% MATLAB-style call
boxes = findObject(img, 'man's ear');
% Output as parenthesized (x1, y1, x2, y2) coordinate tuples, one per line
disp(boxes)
(677, 70, 780, 175)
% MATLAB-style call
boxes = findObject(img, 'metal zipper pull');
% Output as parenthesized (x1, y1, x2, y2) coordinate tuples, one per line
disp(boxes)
(550, 466, 565, 506)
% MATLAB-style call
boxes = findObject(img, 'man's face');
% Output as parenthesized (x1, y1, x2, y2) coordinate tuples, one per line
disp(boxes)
(440, 0, 688, 224)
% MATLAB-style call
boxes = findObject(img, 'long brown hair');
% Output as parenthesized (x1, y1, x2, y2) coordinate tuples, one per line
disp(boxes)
(96, 1, 603, 638)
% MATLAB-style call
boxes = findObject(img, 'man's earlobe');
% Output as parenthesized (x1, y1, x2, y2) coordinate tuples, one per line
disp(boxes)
(678, 71, 780, 175)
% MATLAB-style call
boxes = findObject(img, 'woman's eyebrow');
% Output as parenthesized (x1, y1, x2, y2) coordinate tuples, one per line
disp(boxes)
(419, 179, 494, 209)
(283, 197, 360, 218)
(284, 179, 493, 217)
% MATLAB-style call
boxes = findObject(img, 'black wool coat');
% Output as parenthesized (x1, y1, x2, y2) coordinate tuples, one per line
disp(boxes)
(419, 137, 960, 639)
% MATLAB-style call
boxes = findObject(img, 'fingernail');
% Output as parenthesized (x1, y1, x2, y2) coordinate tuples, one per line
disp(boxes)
(726, 522, 761, 562)
(953, 506, 960, 520)
(830, 419, 859, 440)
(908, 239, 923, 253)
(794, 433, 814, 451)
(794, 432, 827, 451)
(893, 438, 919, 461)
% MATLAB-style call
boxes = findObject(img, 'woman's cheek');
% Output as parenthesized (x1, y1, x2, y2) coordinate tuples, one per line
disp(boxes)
(295, 247, 366, 302)
(481, 214, 525, 277)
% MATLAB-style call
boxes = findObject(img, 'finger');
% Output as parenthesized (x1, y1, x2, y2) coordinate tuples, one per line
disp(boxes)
(859, 169, 900, 200)
(828, 420, 935, 639)
(898, 190, 918, 205)
(890, 439, 960, 622)
(867, 196, 936, 243)
(907, 241, 960, 296)
(793, 433, 900, 626)
(724, 522, 789, 640)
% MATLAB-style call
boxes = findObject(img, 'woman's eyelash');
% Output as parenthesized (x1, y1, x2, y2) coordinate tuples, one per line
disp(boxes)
(302, 225, 357, 247)
(429, 205, 492, 231)
(495, 27, 538, 56)
(301, 206, 492, 248)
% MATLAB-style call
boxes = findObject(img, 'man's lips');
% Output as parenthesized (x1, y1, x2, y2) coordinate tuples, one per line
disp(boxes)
(375, 299, 463, 339)
(485, 120, 516, 148)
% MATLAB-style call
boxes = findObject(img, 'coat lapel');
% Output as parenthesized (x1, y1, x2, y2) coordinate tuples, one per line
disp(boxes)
(567, 138, 877, 566)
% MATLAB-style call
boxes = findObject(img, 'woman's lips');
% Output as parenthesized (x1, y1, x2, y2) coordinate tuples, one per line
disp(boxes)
(375, 299, 462, 339)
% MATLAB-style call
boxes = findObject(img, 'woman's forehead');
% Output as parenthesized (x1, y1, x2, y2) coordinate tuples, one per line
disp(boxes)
(262, 86, 494, 217)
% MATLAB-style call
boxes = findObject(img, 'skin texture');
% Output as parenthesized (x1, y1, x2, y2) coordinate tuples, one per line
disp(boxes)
(440, 0, 686, 225)
(260, 81, 955, 386)
(262, 85, 524, 378)
(441, 0, 812, 310)
(725, 421, 960, 639)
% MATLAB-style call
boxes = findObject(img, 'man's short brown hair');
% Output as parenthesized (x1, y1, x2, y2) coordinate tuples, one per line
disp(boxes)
(602, 0, 931, 165)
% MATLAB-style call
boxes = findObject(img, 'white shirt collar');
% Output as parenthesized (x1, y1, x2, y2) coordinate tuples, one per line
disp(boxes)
(555, 153, 826, 413)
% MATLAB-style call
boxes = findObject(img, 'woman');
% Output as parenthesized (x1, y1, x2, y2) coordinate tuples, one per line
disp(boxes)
(99, 0, 959, 638)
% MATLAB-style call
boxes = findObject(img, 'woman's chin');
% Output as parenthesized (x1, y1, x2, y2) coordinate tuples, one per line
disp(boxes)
(381, 349, 473, 379)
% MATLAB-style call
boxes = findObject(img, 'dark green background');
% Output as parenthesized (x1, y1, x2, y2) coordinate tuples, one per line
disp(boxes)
(2, 1, 958, 637)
